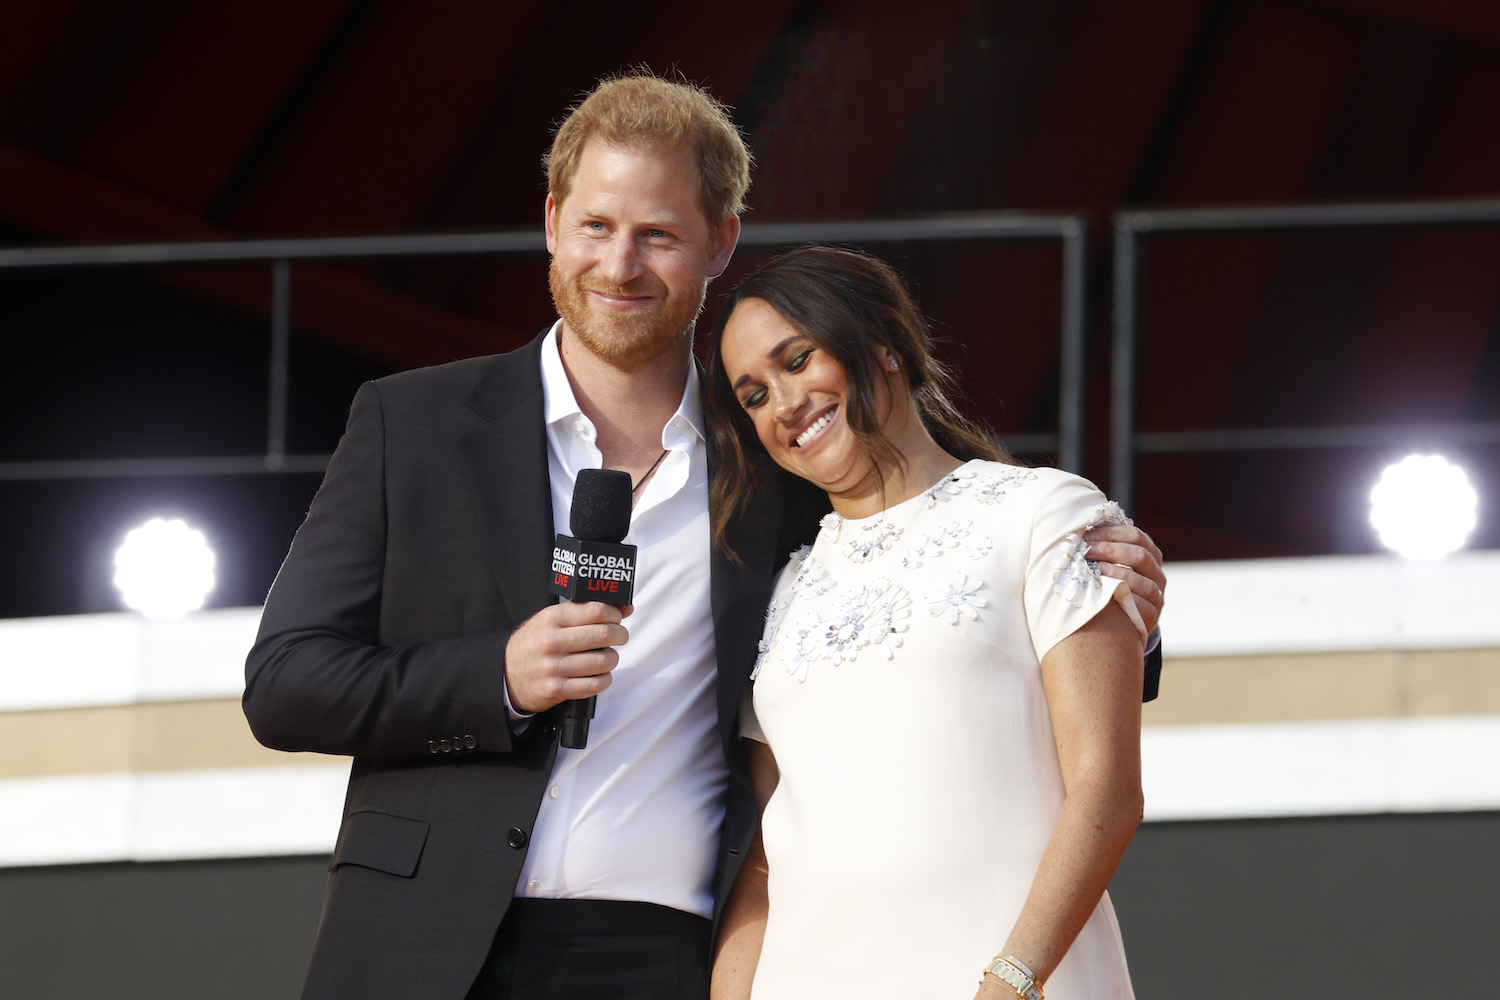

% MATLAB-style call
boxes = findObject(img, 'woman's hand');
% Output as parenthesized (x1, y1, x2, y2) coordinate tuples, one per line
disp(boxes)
(1085, 523, 1166, 633)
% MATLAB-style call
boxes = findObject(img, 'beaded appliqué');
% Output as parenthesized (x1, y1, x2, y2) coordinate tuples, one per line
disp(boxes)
(925, 572, 988, 624)
(975, 467, 1037, 505)
(922, 468, 975, 507)
(1051, 501, 1133, 607)
(784, 578, 912, 681)
(751, 546, 815, 680)
(898, 519, 972, 568)
(792, 557, 835, 600)
(1084, 500, 1133, 531)
(843, 519, 903, 563)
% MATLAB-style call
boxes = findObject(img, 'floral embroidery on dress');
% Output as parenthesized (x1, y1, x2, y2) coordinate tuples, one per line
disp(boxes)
(779, 620, 819, 683)
(750, 635, 774, 680)
(752, 596, 791, 680)
(898, 519, 972, 568)
(786, 578, 911, 679)
(844, 520, 903, 563)
(922, 468, 975, 507)
(925, 572, 988, 624)
(974, 467, 1037, 505)
(1084, 501, 1132, 530)
(752, 546, 813, 680)
(967, 535, 994, 560)
(1052, 499, 1133, 607)
(819, 511, 843, 531)
(1051, 533, 1102, 607)
(792, 556, 835, 599)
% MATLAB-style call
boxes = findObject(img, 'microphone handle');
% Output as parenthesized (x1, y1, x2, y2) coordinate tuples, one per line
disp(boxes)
(559, 694, 596, 749)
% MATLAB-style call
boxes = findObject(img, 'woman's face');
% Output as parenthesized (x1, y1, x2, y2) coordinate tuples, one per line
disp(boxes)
(719, 297, 888, 496)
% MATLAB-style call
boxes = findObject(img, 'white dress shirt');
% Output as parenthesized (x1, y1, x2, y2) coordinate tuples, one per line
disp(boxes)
(514, 322, 726, 919)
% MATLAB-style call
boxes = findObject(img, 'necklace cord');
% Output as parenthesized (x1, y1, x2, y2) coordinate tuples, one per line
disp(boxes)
(631, 448, 670, 493)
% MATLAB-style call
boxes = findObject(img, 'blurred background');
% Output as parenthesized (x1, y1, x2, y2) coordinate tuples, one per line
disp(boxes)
(1, 1, 1497, 997)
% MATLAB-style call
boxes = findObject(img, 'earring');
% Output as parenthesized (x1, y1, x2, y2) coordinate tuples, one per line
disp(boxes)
(889, 357, 900, 371)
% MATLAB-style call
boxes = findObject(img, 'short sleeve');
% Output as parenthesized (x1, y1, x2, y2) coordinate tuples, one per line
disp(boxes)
(1021, 471, 1148, 663)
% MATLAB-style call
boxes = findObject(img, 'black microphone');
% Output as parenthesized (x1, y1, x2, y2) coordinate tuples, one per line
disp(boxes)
(548, 468, 637, 749)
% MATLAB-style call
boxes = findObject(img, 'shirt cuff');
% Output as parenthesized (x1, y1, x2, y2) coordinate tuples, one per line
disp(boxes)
(503, 675, 535, 735)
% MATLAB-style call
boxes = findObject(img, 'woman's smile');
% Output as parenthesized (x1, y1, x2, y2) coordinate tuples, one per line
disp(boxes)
(793, 406, 838, 449)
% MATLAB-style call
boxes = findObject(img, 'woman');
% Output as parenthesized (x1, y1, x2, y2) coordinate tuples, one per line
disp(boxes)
(704, 246, 1146, 999)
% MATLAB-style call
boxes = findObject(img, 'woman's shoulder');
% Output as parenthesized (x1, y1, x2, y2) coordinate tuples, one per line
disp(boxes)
(950, 460, 1099, 503)
(954, 461, 1128, 527)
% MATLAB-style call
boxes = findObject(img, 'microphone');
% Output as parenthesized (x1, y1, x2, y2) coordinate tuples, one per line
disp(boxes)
(548, 468, 637, 749)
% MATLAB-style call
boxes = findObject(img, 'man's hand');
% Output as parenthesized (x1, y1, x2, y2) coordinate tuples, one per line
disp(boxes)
(504, 602, 633, 714)
(1085, 524, 1166, 634)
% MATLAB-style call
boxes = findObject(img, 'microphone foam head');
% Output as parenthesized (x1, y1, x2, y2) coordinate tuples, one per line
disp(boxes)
(570, 468, 633, 542)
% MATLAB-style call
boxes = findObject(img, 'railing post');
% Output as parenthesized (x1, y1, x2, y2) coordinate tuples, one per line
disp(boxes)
(267, 259, 291, 470)
(1057, 218, 1088, 474)
(1110, 214, 1142, 511)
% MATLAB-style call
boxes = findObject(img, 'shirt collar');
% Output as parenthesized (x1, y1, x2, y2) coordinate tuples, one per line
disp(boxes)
(539, 320, 707, 447)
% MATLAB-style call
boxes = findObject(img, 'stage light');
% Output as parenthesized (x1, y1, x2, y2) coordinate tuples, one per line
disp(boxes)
(1368, 454, 1478, 560)
(113, 518, 217, 619)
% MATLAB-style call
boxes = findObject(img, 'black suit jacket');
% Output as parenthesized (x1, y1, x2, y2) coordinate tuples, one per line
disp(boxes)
(244, 333, 822, 1000)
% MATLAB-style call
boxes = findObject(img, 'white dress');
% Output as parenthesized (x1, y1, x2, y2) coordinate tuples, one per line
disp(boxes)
(743, 461, 1145, 999)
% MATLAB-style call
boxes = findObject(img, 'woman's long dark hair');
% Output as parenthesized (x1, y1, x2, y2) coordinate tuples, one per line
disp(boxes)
(705, 245, 1012, 559)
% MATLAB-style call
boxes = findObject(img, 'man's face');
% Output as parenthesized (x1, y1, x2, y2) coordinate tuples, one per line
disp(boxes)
(546, 140, 737, 372)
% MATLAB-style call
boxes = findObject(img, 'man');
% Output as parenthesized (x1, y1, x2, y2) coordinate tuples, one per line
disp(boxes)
(244, 71, 1167, 1000)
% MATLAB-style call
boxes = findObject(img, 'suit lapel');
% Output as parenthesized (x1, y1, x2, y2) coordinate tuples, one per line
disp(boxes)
(459, 334, 557, 628)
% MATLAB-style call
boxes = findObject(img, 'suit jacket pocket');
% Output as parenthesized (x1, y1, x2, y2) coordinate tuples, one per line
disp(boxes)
(329, 810, 430, 878)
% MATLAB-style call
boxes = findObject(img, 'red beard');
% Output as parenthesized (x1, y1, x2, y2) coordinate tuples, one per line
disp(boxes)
(549, 259, 708, 372)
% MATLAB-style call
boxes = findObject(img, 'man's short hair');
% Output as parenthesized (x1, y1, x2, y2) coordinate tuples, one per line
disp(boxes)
(544, 70, 751, 228)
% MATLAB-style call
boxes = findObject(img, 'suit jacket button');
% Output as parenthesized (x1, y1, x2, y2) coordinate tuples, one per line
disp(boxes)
(439, 739, 452, 753)
(507, 828, 529, 849)
(427, 741, 439, 754)
(464, 735, 478, 750)
(542, 723, 558, 738)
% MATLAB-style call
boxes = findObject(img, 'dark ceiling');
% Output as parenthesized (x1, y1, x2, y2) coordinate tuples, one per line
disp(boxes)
(2, 0, 1498, 618)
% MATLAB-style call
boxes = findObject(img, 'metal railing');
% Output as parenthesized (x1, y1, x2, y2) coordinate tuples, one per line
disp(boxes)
(0, 211, 1091, 481)
(12, 195, 1497, 507)
(1110, 197, 1500, 510)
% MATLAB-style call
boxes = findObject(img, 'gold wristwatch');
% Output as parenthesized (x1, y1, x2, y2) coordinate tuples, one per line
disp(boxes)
(984, 953, 1043, 1000)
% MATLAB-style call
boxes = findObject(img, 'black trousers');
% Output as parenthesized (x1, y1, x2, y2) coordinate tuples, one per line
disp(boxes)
(464, 898, 713, 1000)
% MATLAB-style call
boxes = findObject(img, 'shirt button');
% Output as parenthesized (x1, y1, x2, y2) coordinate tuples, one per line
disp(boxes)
(528, 879, 541, 891)
(549, 786, 560, 799)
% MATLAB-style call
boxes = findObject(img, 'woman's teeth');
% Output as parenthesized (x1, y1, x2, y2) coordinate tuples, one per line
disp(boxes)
(796, 409, 835, 448)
